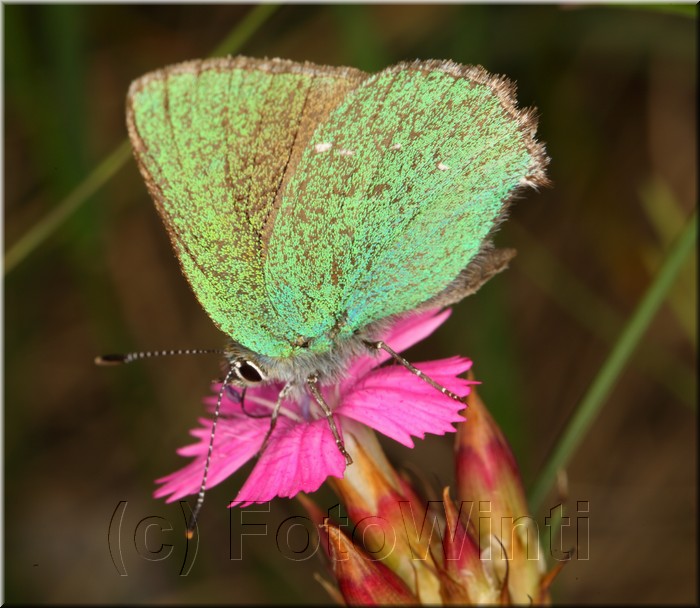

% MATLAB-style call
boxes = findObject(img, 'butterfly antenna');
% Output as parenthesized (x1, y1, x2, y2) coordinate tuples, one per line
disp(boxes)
(187, 365, 236, 538)
(95, 348, 224, 366)
(365, 340, 466, 402)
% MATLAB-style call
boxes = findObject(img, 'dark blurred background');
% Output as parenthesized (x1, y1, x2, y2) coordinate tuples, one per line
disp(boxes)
(3, 4, 696, 604)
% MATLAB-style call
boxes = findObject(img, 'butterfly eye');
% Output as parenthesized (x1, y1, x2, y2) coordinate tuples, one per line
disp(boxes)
(235, 360, 266, 384)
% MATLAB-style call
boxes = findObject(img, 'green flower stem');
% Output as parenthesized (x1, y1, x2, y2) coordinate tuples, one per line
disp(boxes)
(529, 208, 697, 512)
(4, 4, 279, 276)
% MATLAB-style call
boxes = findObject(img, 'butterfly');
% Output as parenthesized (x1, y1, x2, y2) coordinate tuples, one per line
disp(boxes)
(99, 56, 547, 523)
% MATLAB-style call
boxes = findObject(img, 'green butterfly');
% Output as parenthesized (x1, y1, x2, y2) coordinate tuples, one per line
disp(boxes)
(122, 56, 547, 391)
(97, 56, 547, 526)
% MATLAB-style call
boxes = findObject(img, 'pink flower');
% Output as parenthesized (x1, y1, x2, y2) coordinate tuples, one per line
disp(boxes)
(155, 308, 473, 506)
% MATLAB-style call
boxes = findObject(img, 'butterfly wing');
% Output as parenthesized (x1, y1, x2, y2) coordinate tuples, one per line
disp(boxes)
(266, 60, 547, 344)
(127, 57, 367, 358)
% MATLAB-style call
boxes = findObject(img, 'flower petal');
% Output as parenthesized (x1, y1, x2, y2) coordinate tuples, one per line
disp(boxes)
(339, 357, 473, 447)
(344, 308, 452, 382)
(381, 308, 453, 353)
(156, 307, 473, 508)
(154, 414, 269, 502)
(232, 417, 347, 507)
(205, 383, 284, 417)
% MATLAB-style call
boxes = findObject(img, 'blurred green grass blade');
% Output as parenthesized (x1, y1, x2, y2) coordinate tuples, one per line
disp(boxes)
(209, 4, 279, 57)
(529, 208, 697, 512)
(4, 140, 132, 274)
(511, 222, 696, 408)
(639, 178, 687, 242)
(639, 178, 696, 345)
(4, 4, 279, 276)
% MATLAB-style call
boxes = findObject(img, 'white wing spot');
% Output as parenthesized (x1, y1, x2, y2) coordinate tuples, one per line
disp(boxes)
(314, 142, 332, 153)
(437, 162, 450, 171)
(339, 149, 355, 157)
(390, 143, 402, 150)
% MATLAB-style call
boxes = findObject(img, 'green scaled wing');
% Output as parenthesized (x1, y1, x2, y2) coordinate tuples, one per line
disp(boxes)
(265, 60, 548, 347)
(127, 57, 367, 358)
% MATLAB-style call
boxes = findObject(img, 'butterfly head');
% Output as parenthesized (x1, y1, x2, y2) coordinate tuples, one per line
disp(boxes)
(221, 324, 384, 389)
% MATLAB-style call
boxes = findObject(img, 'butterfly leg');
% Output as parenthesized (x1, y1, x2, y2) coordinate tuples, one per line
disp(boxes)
(257, 382, 293, 458)
(306, 375, 353, 466)
(365, 340, 466, 403)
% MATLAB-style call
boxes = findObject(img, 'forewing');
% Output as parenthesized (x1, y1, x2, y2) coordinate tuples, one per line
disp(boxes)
(266, 60, 547, 339)
(127, 57, 366, 357)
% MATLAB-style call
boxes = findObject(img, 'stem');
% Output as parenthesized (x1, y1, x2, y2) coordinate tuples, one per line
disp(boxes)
(529, 209, 697, 511)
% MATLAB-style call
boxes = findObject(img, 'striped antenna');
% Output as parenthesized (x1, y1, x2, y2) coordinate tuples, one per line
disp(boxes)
(95, 348, 224, 366)
(187, 365, 236, 538)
